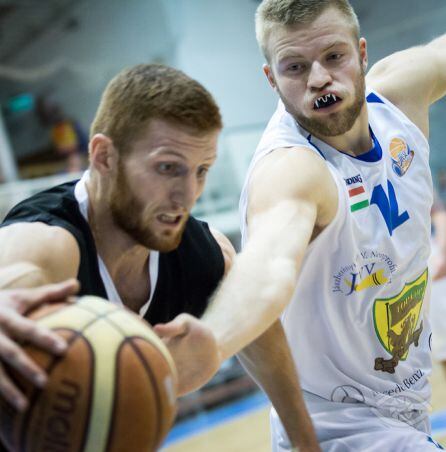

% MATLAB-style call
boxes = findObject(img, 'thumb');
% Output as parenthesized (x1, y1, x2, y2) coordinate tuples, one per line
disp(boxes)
(153, 316, 189, 339)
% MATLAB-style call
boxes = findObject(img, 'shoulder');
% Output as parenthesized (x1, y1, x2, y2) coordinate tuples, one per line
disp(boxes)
(0, 222, 80, 282)
(366, 46, 436, 137)
(248, 145, 338, 229)
(173, 216, 226, 278)
(209, 228, 236, 275)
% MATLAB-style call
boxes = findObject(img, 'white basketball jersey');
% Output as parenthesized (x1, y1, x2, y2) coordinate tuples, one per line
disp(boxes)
(239, 89, 433, 413)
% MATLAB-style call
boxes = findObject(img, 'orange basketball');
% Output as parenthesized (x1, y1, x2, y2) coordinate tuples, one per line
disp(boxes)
(0, 296, 178, 452)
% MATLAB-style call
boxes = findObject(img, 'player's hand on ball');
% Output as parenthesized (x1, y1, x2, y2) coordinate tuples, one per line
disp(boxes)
(154, 314, 222, 395)
(0, 279, 79, 411)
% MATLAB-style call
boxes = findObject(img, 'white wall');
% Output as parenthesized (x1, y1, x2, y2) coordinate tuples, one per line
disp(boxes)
(172, 0, 276, 130)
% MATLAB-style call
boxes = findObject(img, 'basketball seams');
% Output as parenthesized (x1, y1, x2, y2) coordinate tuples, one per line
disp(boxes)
(104, 339, 123, 452)
(103, 313, 177, 380)
(18, 328, 95, 452)
(128, 339, 163, 451)
(103, 337, 163, 452)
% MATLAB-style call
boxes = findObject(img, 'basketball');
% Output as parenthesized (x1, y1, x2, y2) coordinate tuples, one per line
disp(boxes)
(0, 296, 178, 452)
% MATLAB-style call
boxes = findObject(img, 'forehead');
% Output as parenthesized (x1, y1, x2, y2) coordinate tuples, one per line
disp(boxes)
(129, 118, 219, 160)
(267, 8, 357, 63)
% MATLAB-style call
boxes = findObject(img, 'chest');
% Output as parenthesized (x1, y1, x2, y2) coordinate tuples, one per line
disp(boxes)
(114, 274, 151, 314)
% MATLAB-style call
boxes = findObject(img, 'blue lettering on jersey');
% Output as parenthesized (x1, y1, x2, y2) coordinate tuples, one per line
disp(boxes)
(370, 180, 409, 236)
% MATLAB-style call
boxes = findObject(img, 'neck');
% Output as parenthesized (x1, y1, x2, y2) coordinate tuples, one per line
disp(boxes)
(86, 175, 150, 280)
(315, 103, 373, 156)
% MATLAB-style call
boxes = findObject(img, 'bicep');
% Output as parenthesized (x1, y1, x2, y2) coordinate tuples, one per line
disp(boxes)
(0, 222, 80, 284)
(367, 44, 446, 134)
(246, 147, 336, 265)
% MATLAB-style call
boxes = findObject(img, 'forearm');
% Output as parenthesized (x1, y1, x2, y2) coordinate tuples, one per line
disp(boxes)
(203, 246, 298, 361)
(202, 200, 315, 361)
(237, 321, 319, 450)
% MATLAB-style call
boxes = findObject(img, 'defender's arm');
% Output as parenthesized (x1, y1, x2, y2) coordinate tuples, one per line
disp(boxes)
(367, 34, 446, 137)
(203, 145, 337, 361)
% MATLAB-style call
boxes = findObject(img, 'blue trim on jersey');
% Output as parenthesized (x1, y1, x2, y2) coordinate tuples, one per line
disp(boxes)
(306, 134, 327, 159)
(366, 92, 385, 104)
(317, 127, 383, 163)
(351, 127, 382, 162)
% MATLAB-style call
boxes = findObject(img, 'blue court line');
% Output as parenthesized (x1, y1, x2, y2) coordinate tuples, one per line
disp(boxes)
(160, 392, 446, 449)
(161, 391, 269, 448)
(432, 410, 446, 436)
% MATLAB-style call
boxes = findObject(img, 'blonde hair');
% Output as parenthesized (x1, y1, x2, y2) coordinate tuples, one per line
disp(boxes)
(91, 64, 222, 155)
(256, 0, 360, 61)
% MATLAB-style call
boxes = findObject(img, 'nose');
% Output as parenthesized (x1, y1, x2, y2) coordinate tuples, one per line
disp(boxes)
(170, 175, 200, 210)
(307, 61, 332, 90)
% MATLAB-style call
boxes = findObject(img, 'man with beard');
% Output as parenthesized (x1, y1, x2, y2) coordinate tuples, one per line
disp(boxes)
(0, 63, 319, 451)
(156, 0, 446, 450)
(0, 63, 229, 411)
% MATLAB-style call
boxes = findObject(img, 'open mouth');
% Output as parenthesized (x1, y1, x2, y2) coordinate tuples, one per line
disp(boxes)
(313, 93, 341, 110)
(157, 213, 182, 225)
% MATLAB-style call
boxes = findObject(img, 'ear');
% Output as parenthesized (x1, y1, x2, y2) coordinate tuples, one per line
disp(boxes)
(89, 134, 118, 174)
(263, 64, 277, 91)
(359, 37, 368, 72)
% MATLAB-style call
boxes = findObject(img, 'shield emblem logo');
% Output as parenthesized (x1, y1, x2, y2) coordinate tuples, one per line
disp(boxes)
(373, 269, 427, 373)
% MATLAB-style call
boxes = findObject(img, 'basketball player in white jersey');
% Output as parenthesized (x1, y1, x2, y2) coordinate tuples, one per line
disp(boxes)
(157, 0, 446, 450)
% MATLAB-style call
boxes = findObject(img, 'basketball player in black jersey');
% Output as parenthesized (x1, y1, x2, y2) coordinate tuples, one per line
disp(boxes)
(0, 64, 230, 408)
(0, 64, 318, 451)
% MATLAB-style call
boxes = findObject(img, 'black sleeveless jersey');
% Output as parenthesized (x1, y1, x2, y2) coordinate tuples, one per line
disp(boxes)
(1, 180, 225, 325)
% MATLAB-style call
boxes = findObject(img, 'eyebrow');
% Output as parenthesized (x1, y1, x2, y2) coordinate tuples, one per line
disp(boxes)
(322, 40, 350, 52)
(153, 148, 217, 163)
(278, 40, 350, 61)
(153, 149, 187, 159)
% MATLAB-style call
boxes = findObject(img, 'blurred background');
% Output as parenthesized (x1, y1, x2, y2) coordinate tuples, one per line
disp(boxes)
(0, 1, 445, 450)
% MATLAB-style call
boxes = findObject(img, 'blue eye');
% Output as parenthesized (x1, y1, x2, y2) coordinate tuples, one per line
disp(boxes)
(158, 162, 179, 175)
(288, 63, 305, 72)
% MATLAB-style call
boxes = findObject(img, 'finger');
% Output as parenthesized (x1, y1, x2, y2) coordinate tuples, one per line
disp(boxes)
(1, 312, 66, 354)
(153, 319, 188, 338)
(0, 362, 28, 412)
(20, 279, 80, 311)
(0, 334, 47, 390)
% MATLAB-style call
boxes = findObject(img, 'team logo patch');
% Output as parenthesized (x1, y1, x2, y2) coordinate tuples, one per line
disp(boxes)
(344, 174, 369, 212)
(373, 269, 427, 374)
(389, 137, 414, 177)
(332, 250, 396, 296)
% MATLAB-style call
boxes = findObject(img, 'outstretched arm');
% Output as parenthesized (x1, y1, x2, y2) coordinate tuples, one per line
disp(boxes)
(367, 33, 446, 137)
(202, 146, 336, 361)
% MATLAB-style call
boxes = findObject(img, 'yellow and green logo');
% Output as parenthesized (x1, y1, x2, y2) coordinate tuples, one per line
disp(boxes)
(373, 269, 427, 374)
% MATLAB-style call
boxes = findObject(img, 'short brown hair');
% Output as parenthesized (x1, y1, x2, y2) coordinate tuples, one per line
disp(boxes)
(256, 0, 360, 61)
(90, 64, 222, 154)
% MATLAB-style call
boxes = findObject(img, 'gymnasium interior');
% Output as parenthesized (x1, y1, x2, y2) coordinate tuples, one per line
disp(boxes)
(0, 1, 446, 450)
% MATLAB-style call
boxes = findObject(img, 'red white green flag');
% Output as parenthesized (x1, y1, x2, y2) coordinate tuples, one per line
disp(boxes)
(349, 182, 369, 212)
